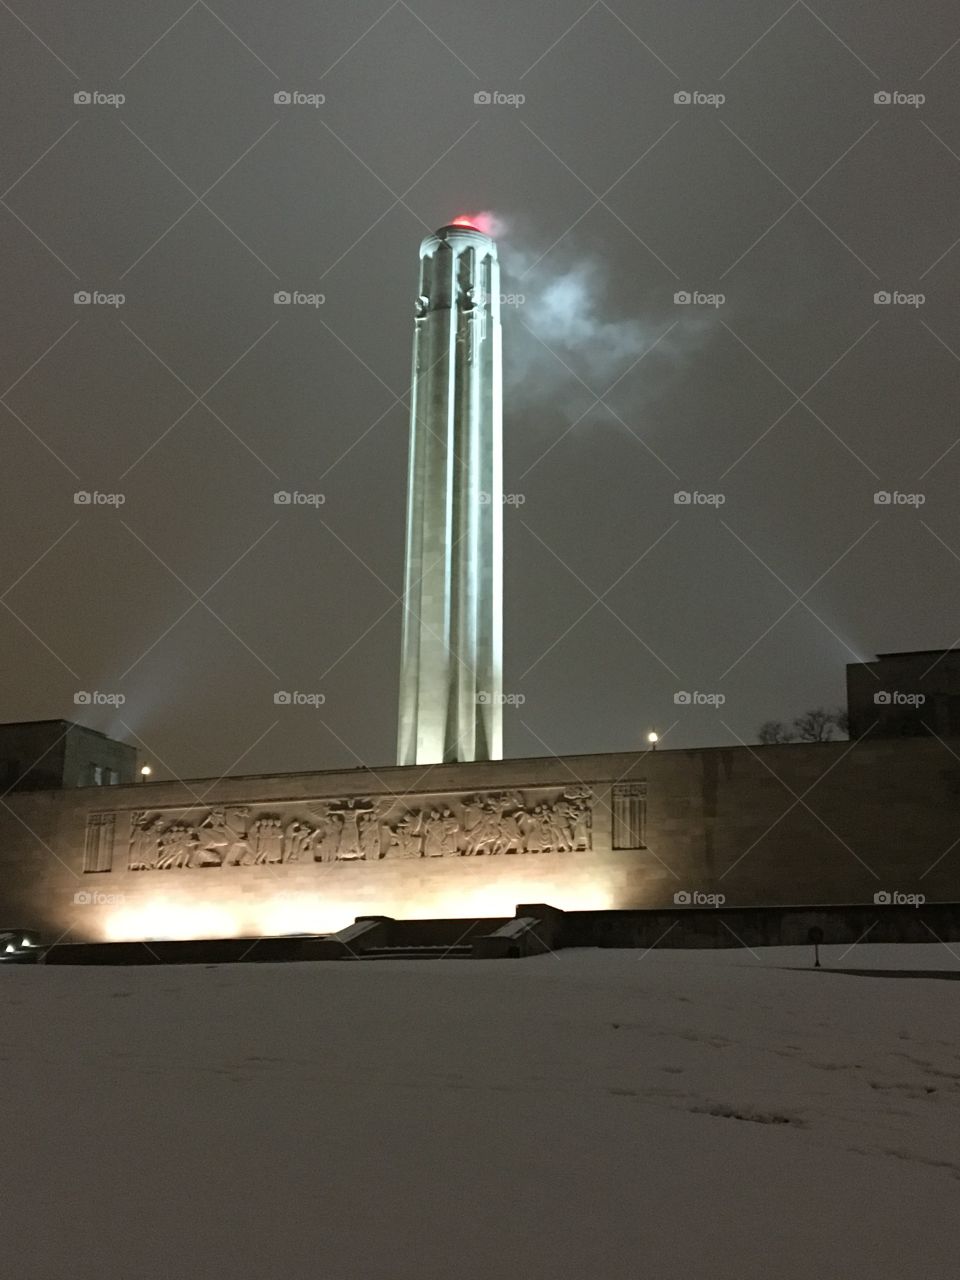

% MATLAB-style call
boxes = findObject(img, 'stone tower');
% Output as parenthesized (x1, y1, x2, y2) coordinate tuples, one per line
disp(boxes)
(397, 222, 503, 765)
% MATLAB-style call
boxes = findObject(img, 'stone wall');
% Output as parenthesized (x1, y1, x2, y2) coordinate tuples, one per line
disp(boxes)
(0, 736, 957, 942)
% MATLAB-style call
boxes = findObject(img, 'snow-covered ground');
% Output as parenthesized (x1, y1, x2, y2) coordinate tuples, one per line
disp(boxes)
(1, 944, 958, 1279)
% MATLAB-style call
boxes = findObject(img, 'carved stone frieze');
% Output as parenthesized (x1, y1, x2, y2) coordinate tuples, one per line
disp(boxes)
(84, 785, 596, 872)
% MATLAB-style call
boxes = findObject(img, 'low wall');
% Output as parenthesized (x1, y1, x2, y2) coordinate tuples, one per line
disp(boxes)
(0, 736, 958, 943)
(559, 903, 960, 949)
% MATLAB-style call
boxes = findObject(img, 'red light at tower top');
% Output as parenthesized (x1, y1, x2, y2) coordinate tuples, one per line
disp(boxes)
(448, 212, 497, 236)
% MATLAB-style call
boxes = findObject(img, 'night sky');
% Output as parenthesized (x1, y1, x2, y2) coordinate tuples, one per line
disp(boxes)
(2, 0, 958, 780)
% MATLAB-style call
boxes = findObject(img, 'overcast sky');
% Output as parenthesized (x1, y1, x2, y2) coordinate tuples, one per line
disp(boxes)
(1, 0, 959, 780)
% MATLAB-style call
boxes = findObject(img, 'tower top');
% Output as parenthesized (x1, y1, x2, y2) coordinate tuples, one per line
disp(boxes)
(421, 223, 497, 257)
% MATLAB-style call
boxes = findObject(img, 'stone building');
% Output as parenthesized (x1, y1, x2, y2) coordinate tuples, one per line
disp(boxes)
(846, 649, 960, 738)
(0, 736, 957, 943)
(0, 719, 137, 792)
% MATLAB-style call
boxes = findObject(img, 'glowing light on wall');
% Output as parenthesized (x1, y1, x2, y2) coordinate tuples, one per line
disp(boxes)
(93, 872, 618, 942)
(103, 899, 240, 942)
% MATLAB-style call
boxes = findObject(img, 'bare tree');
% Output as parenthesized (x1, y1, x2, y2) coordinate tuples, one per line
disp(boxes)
(758, 720, 795, 744)
(792, 707, 847, 742)
(758, 708, 848, 744)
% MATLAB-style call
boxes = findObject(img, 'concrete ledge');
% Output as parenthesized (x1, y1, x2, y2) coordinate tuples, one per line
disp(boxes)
(43, 936, 334, 965)
(559, 902, 960, 949)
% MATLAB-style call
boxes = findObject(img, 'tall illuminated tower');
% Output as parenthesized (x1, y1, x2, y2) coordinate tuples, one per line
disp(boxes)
(397, 221, 503, 766)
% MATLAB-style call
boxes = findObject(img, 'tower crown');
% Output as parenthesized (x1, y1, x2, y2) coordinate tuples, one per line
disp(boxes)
(420, 224, 497, 258)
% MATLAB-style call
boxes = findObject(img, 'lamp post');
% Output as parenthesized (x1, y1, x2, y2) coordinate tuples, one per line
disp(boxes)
(646, 731, 659, 751)
(139, 765, 152, 781)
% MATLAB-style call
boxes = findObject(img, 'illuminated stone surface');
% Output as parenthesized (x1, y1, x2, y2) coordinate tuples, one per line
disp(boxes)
(3, 739, 960, 942)
(397, 224, 503, 765)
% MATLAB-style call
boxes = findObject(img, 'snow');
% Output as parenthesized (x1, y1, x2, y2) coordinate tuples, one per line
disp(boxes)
(1, 944, 958, 1279)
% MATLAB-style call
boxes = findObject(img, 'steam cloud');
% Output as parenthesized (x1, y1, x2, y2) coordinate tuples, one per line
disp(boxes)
(493, 217, 711, 420)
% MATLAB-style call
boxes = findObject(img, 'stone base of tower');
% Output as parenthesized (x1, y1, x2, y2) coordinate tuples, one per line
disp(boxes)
(0, 739, 957, 944)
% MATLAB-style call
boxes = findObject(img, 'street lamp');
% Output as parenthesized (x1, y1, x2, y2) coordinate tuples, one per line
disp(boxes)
(139, 765, 152, 781)
(646, 731, 659, 750)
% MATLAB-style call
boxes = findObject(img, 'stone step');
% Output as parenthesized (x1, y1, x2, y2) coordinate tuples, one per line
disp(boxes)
(342, 944, 474, 961)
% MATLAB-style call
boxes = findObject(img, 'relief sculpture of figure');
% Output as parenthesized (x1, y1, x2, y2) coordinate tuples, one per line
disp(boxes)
(421, 809, 447, 858)
(327, 799, 377, 860)
(521, 805, 543, 853)
(559, 788, 592, 850)
(124, 787, 592, 872)
(559, 792, 591, 851)
(253, 817, 284, 864)
(358, 810, 382, 861)
(382, 812, 422, 858)
(440, 807, 459, 856)
(155, 822, 198, 869)
(311, 810, 343, 863)
(459, 796, 492, 856)
(129, 811, 163, 870)
(493, 807, 523, 855)
(461, 792, 522, 856)
(283, 819, 314, 863)
(196, 807, 253, 866)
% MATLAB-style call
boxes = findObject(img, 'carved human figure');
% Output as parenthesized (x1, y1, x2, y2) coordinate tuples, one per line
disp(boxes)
(522, 805, 543, 853)
(156, 823, 197, 869)
(559, 796, 590, 851)
(359, 811, 382, 861)
(254, 817, 284, 864)
(338, 816, 361, 859)
(383, 812, 422, 858)
(194, 807, 252, 866)
(283, 819, 313, 863)
(328, 799, 377, 860)
(440, 808, 459, 856)
(312, 811, 342, 863)
(422, 809, 447, 858)
(129, 812, 163, 870)
(542, 803, 563, 855)
(544, 804, 567, 852)
(494, 808, 523, 855)
(462, 795, 503, 856)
